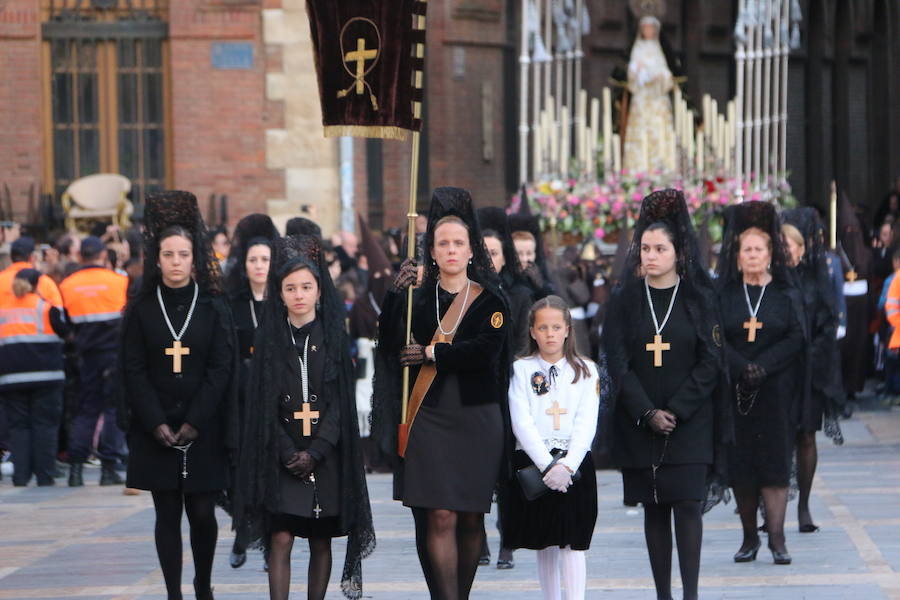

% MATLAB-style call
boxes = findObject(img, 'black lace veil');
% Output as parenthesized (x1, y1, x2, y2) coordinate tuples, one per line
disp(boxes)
(234, 234, 374, 599)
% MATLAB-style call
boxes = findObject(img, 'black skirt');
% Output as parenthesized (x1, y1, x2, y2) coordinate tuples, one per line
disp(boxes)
(622, 463, 708, 506)
(503, 450, 597, 551)
(402, 374, 504, 513)
(269, 513, 346, 539)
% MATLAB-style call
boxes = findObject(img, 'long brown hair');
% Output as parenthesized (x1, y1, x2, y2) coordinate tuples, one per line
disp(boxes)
(521, 295, 592, 383)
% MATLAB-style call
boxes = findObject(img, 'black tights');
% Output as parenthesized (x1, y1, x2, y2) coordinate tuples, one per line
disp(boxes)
(412, 508, 484, 600)
(643, 500, 703, 600)
(733, 485, 788, 553)
(151, 490, 219, 600)
(267, 531, 332, 600)
(796, 431, 818, 527)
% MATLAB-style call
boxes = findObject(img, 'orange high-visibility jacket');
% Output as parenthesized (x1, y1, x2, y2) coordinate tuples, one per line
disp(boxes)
(0, 292, 65, 390)
(0, 262, 63, 308)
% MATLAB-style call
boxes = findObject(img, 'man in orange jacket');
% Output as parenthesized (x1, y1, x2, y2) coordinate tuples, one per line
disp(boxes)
(59, 236, 129, 486)
(0, 237, 63, 308)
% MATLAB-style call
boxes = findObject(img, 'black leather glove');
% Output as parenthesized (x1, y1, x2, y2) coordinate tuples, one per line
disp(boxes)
(523, 263, 544, 290)
(391, 258, 418, 293)
(740, 363, 767, 390)
(285, 450, 316, 478)
(400, 343, 427, 366)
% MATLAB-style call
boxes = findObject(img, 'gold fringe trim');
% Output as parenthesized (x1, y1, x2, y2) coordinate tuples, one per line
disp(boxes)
(323, 125, 409, 140)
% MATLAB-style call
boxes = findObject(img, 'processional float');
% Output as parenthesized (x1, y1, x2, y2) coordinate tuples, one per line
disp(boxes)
(516, 0, 803, 243)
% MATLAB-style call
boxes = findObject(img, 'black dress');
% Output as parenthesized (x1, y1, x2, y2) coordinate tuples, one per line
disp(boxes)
(380, 284, 507, 513)
(230, 293, 263, 362)
(270, 319, 345, 539)
(123, 283, 233, 493)
(615, 283, 719, 505)
(719, 282, 804, 488)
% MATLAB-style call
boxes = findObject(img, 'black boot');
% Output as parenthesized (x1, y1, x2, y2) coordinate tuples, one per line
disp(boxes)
(100, 461, 124, 486)
(68, 463, 84, 487)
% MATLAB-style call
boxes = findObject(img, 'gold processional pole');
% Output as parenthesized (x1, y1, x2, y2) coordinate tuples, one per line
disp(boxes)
(400, 7, 427, 447)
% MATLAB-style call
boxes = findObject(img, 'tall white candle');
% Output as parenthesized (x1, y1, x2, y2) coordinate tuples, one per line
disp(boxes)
(560, 108, 570, 179)
(642, 129, 650, 173)
(602, 88, 612, 173)
(613, 133, 621, 174)
(696, 130, 704, 174)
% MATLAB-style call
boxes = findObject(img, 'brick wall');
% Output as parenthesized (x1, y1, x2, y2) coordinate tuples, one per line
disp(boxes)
(0, 1, 42, 220)
(169, 0, 283, 230)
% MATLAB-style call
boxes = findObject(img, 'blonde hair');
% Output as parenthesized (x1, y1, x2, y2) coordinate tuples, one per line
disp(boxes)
(12, 278, 33, 298)
(781, 223, 804, 248)
(511, 230, 536, 244)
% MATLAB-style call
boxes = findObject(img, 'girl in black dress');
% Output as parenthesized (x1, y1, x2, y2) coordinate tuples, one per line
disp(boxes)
(602, 189, 729, 600)
(223, 213, 279, 568)
(373, 187, 511, 600)
(119, 191, 238, 600)
(716, 201, 806, 565)
(781, 209, 844, 532)
(235, 234, 374, 600)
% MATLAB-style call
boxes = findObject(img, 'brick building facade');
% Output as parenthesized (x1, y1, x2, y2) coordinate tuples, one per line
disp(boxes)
(1, 0, 897, 238)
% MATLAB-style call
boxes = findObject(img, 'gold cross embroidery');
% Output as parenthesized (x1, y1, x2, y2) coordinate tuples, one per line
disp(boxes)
(345, 38, 377, 95)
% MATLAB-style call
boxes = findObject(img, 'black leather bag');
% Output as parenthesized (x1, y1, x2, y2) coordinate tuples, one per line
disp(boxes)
(515, 450, 581, 501)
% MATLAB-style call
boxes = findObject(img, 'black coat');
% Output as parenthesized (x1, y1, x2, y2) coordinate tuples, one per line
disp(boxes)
(380, 284, 509, 407)
(612, 283, 719, 468)
(274, 320, 343, 518)
(123, 284, 235, 493)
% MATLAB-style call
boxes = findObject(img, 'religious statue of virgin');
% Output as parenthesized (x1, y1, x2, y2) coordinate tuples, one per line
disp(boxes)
(622, 11, 677, 174)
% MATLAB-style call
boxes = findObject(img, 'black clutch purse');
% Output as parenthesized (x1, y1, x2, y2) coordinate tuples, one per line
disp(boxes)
(515, 450, 581, 501)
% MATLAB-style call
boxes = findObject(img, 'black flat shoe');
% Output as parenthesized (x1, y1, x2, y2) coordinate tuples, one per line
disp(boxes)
(734, 541, 761, 562)
(229, 550, 246, 568)
(798, 523, 819, 533)
(496, 559, 515, 569)
(478, 554, 491, 566)
(770, 547, 792, 565)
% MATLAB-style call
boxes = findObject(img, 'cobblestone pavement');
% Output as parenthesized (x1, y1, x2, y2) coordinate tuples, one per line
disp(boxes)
(1, 409, 899, 600)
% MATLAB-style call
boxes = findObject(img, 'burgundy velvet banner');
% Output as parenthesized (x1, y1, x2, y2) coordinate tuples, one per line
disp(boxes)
(306, 0, 426, 140)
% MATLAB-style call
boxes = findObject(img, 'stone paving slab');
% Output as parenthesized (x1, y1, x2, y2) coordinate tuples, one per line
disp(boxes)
(2, 409, 900, 599)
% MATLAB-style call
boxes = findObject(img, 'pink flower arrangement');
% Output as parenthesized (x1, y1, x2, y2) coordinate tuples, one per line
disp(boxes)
(513, 172, 795, 243)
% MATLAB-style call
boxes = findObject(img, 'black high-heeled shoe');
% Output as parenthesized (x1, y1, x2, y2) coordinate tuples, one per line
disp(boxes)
(770, 546, 792, 565)
(733, 540, 761, 562)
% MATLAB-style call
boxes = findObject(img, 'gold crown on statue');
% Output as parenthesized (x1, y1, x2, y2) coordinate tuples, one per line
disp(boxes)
(629, 0, 666, 19)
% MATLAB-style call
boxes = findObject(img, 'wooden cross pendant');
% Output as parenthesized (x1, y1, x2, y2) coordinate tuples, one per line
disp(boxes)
(743, 316, 763, 342)
(293, 403, 321, 437)
(165, 340, 190, 373)
(545, 400, 568, 430)
(645, 334, 670, 368)
(846, 269, 858, 282)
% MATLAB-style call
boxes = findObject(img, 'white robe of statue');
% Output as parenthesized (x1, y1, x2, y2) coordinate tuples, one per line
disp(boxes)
(623, 16, 676, 174)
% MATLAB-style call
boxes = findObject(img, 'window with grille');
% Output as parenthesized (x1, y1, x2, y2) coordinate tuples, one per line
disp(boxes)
(42, 0, 169, 207)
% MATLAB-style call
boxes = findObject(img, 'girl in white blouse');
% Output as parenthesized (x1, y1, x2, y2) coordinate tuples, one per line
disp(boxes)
(505, 295, 602, 600)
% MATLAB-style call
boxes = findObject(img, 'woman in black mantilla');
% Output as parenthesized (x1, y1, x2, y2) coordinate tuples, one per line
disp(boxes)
(118, 191, 238, 600)
(601, 189, 730, 600)
(716, 201, 806, 566)
(234, 235, 374, 600)
(477, 205, 534, 570)
(223, 213, 280, 568)
(781, 208, 844, 533)
(372, 187, 512, 599)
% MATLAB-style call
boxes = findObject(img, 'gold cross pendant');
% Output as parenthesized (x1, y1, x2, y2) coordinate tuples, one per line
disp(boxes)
(743, 316, 763, 343)
(293, 403, 321, 437)
(645, 334, 670, 368)
(165, 340, 190, 373)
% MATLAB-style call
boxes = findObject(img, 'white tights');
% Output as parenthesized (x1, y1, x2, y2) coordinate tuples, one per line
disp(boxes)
(536, 546, 586, 600)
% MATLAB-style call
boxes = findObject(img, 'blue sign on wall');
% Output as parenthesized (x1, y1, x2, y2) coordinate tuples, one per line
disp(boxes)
(211, 42, 254, 70)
